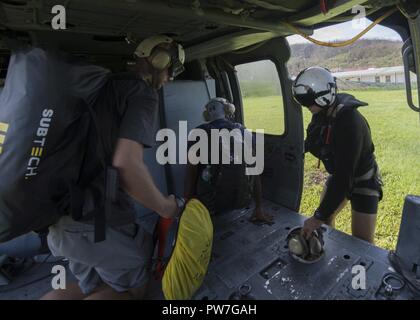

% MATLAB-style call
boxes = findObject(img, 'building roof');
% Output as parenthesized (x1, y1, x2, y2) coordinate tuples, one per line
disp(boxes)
(333, 66, 404, 78)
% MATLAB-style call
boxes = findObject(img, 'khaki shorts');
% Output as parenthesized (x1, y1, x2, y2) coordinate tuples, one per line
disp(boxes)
(47, 215, 154, 295)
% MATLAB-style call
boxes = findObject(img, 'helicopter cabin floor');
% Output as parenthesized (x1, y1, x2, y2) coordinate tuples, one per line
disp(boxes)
(0, 199, 417, 300)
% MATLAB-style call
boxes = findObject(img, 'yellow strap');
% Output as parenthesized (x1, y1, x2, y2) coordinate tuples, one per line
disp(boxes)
(32, 147, 40, 157)
(0, 122, 9, 133)
(283, 7, 398, 48)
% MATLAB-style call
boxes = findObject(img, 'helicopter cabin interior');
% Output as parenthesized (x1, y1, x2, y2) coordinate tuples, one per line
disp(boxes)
(0, 0, 420, 300)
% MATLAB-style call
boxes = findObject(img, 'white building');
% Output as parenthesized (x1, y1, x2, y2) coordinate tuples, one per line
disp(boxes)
(333, 66, 415, 84)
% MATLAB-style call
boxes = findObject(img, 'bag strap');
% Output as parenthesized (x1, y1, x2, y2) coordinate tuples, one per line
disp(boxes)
(158, 90, 175, 195)
(78, 100, 114, 243)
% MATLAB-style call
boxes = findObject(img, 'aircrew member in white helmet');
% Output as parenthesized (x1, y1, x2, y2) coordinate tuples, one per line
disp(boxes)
(292, 66, 382, 244)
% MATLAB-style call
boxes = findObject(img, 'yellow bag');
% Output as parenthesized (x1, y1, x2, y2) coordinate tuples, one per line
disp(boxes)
(162, 198, 213, 300)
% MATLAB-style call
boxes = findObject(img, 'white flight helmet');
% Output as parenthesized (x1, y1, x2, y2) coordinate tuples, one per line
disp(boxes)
(292, 66, 337, 108)
(134, 35, 186, 78)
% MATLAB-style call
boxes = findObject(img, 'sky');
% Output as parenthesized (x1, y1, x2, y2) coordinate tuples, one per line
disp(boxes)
(287, 18, 402, 45)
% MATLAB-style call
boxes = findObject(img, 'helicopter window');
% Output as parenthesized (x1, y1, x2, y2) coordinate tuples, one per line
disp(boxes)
(235, 60, 285, 136)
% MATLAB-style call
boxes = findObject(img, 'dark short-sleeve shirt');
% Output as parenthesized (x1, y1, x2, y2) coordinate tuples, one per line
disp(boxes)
(82, 72, 159, 227)
(108, 73, 159, 148)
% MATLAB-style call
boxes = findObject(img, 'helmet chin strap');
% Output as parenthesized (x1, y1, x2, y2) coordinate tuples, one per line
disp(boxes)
(315, 100, 330, 109)
(151, 69, 162, 90)
(315, 94, 337, 109)
(141, 73, 153, 87)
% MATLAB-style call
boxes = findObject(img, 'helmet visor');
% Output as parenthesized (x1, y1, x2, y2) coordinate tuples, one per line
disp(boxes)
(293, 84, 332, 108)
(292, 84, 315, 107)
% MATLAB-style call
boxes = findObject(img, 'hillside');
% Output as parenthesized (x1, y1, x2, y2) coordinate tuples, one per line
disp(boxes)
(288, 39, 403, 76)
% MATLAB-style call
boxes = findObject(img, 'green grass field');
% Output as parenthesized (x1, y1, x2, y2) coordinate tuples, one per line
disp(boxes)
(243, 90, 420, 250)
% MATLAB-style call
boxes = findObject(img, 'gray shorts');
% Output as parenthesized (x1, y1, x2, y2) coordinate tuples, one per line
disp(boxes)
(47, 215, 154, 295)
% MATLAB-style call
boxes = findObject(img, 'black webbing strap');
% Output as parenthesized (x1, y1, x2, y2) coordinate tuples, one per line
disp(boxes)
(83, 103, 114, 243)
(153, 90, 176, 277)
(97, 166, 118, 242)
(158, 89, 175, 195)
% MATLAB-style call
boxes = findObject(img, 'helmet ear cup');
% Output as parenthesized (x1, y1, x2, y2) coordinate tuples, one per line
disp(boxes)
(203, 110, 210, 121)
(149, 49, 172, 71)
(309, 236, 323, 256)
(288, 236, 304, 256)
(288, 234, 310, 258)
(224, 103, 235, 118)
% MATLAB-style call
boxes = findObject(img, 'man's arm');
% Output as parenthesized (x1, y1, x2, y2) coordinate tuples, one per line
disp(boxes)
(250, 175, 273, 224)
(112, 138, 178, 218)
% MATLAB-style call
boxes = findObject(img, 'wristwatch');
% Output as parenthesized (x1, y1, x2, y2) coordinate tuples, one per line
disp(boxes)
(175, 196, 186, 216)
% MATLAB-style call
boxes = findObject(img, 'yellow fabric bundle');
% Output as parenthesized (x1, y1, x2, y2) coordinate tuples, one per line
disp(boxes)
(162, 198, 213, 300)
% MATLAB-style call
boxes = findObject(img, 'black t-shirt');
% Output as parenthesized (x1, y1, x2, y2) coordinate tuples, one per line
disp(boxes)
(94, 72, 159, 152)
(82, 72, 159, 226)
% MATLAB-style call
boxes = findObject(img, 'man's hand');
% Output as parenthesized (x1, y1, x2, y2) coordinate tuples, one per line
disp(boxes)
(302, 216, 324, 239)
(161, 195, 181, 219)
(113, 139, 182, 219)
(250, 207, 274, 225)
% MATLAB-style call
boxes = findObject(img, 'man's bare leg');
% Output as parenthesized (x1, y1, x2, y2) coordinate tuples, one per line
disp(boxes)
(351, 210, 377, 244)
(40, 281, 88, 300)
